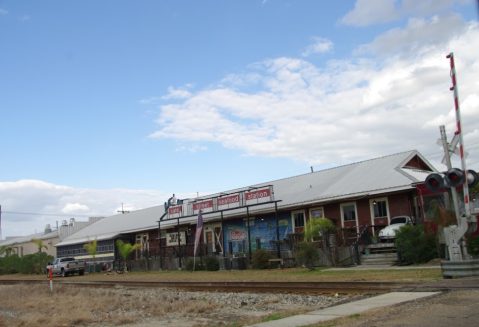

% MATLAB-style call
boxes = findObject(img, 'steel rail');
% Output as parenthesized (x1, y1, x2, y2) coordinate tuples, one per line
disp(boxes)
(0, 279, 420, 295)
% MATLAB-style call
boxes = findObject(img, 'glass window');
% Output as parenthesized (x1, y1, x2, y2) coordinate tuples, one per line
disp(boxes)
(342, 205, 356, 221)
(310, 208, 324, 219)
(293, 212, 305, 227)
(374, 201, 388, 218)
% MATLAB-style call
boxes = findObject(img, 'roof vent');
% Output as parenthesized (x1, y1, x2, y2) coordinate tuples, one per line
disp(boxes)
(44, 224, 52, 234)
(69, 218, 75, 226)
(62, 220, 68, 226)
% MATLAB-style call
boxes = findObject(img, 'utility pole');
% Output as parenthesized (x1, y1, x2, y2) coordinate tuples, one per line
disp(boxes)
(117, 203, 130, 214)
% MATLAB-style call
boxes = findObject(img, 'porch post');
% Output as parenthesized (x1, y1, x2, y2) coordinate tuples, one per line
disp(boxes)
(158, 219, 162, 269)
(247, 206, 252, 260)
(221, 211, 225, 257)
(177, 217, 182, 269)
(275, 202, 280, 259)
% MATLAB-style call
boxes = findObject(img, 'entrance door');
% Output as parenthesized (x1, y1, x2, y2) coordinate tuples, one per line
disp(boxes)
(206, 230, 213, 253)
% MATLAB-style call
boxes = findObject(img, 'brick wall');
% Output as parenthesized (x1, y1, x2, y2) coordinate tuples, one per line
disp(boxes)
(388, 192, 413, 217)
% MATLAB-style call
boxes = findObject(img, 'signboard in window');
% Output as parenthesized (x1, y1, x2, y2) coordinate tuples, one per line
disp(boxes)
(166, 231, 186, 246)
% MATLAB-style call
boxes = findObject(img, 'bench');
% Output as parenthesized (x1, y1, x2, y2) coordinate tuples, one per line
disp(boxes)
(268, 258, 284, 270)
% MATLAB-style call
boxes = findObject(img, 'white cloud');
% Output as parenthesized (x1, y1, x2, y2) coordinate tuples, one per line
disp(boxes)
(0, 9, 8, 15)
(150, 14, 479, 170)
(0, 180, 197, 238)
(139, 97, 161, 104)
(175, 145, 208, 153)
(61, 203, 90, 213)
(19, 15, 30, 21)
(339, 0, 473, 26)
(161, 86, 192, 100)
(301, 37, 333, 57)
(354, 14, 468, 58)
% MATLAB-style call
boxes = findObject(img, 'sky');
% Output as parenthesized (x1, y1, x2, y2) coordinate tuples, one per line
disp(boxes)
(1, 0, 479, 239)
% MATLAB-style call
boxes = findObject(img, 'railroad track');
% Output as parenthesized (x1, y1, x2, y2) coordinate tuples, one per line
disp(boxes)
(0, 279, 421, 294)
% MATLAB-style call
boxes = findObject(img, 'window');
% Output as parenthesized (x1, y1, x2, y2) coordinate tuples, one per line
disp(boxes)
(309, 207, 324, 219)
(292, 210, 305, 228)
(373, 200, 388, 218)
(342, 205, 356, 221)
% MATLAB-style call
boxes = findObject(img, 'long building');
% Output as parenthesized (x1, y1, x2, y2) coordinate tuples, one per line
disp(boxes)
(54, 150, 437, 269)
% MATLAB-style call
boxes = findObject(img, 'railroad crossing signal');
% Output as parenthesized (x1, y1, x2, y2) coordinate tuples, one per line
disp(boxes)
(436, 134, 468, 166)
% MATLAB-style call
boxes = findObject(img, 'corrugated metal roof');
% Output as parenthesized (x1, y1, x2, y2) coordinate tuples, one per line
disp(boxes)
(0, 230, 59, 247)
(57, 150, 435, 247)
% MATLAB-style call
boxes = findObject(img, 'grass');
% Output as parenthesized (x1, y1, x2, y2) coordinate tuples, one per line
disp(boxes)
(0, 266, 442, 282)
(0, 283, 221, 327)
(0, 266, 442, 327)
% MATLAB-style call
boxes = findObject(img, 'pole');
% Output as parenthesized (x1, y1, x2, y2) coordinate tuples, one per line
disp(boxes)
(177, 217, 182, 269)
(275, 202, 280, 259)
(447, 52, 475, 259)
(221, 211, 225, 257)
(158, 219, 162, 270)
(440, 126, 462, 222)
(447, 53, 471, 219)
(49, 267, 53, 293)
(247, 206, 252, 260)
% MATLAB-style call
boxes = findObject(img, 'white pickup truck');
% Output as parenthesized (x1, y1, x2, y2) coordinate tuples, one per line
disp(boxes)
(46, 257, 86, 277)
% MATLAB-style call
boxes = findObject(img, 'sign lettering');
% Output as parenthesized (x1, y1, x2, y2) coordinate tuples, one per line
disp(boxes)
(245, 188, 271, 201)
(230, 230, 246, 241)
(168, 206, 182, 215)
(218, 194, 240, 207)
(193, 200, 213, 211)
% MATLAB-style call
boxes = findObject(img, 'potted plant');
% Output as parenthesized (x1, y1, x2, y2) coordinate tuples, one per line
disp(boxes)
(371, 236, 378, 244)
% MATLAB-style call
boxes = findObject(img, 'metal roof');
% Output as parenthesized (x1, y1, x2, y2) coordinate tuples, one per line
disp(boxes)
(0, 230, 59, 247)
(56, 150, 435, 247)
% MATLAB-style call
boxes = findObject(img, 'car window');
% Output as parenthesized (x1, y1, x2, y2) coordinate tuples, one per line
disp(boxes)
(52, 259, 58, 264)
(60, 258, 75, 262)
(390, 217, 407, 224)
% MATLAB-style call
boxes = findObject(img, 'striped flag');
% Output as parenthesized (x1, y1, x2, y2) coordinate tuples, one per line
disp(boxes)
(194, 210, 203, 255)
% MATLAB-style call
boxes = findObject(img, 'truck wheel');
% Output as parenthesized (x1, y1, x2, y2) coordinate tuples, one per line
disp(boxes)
(79, 270, 84, 276)
(62, 269, 68, 277)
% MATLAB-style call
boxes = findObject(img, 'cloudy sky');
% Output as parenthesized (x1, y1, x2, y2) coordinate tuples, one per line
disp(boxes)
(1, 0, 478, 239)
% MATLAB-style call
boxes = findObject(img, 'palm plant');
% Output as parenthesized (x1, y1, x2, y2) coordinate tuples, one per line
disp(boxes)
(0, 242, 18, 257)
(31, 239, 48, 253)
(83, 237, 98, 267)
(116, 239, 142, 272)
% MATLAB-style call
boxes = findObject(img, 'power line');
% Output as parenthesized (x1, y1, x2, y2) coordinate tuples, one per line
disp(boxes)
(1, 211, 101, 217)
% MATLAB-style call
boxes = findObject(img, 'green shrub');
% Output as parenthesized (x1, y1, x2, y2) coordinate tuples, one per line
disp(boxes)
(466, 234, 479, 257)
(204, 256, 219, 271)
(0, 252, 53, 275)
(251, 249, 273, 269)
(185, 257, 204, 271)
(0, 254, 21, 275)
(296, 242, 319, 270)
(395, 225, 438, 265)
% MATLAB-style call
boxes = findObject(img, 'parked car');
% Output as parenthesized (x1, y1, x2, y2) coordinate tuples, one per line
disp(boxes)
(46, 257, 86, 277)
(378, 216, 413, 242)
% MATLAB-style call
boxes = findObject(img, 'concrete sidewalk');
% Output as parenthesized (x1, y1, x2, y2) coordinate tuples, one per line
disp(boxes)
(327, 264, 441, 271)
(248, 291, 440, 327)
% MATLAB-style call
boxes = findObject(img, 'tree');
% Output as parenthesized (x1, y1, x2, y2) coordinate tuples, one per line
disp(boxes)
(83, 237, 98, 267)
(31, 239, 48, 253)
(0, 243, 18, 257)
(116, 240, 142, 272)
(304, 218, 336, 241)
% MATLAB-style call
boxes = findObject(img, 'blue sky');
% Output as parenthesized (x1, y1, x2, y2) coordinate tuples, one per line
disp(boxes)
(1, 0, 479, 238)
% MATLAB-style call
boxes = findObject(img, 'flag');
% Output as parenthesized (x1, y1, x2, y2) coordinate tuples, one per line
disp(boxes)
(194, 209, 203, 255)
